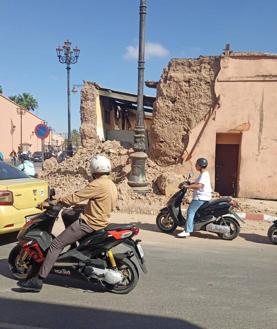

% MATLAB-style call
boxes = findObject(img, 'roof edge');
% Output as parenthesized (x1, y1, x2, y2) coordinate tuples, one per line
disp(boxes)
(0, 94, 44, 121)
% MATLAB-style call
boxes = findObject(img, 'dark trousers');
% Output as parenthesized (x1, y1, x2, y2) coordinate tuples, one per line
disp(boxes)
(39, 214, 93, 279)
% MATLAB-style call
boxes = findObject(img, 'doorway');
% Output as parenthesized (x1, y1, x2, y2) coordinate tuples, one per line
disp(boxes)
(215, 134, 241, 197)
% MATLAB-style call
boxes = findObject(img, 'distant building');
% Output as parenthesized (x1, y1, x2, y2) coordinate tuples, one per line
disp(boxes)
(45, 130, 65, 152)
(0, 94, 46, 159)
(0, 94, 64, 159)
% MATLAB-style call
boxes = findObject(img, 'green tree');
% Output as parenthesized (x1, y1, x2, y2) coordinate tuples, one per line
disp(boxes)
(72, 129, 81, 148)
(9, 92, 38, 111)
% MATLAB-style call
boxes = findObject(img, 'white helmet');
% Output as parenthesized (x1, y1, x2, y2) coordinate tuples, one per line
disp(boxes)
(90, 154, 111, 174)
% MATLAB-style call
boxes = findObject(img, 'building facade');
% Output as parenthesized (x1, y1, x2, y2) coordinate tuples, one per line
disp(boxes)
(188, 52, 277, 199)
(150, 50, 277, 200)
(0, 94, 44, 159)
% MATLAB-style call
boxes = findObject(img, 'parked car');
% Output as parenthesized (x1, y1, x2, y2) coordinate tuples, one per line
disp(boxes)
(32, 151, 43, 162)
(43, 151, 53, 160)
(0, 161, 48, 234)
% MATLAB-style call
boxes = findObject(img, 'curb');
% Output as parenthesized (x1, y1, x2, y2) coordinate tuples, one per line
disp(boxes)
(237, 212, 276, 222)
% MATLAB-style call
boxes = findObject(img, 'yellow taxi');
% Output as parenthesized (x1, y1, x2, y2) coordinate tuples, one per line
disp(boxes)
(0, 161, 48, 234)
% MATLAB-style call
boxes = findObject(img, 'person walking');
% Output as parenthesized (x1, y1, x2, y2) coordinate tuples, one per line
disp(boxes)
(10, 150, 17, 165)
(17, 153, 36, 177)
(177, 158, 212, 238)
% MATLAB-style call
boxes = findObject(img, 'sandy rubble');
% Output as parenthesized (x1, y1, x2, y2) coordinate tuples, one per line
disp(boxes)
(39, 140, 277, 218)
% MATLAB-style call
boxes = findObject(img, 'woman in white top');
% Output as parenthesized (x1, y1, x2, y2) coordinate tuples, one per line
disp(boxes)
(177, 158, 212, 238)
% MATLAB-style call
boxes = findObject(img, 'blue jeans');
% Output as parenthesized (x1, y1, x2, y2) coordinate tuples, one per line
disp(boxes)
(186, 200, 206, 233)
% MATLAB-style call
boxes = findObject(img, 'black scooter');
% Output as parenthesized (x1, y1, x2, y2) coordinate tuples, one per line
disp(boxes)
(8, 190, 147, 294)
(267, 221, 277, 244)
(156, 182, 244, 240)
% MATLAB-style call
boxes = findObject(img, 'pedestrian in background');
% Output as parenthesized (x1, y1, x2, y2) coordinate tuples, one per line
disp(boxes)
(17, 153, 36, 177)
(10, 150, 17, 165)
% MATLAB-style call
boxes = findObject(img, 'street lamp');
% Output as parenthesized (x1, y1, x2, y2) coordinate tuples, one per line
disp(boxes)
(56, 40, 80, 157)
(127, 0, 148, 193)
(72, 84, 83, 94)
(17, 107, 26, 153)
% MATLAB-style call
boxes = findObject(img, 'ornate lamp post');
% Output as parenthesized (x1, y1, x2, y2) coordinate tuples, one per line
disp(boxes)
(56, 40, 80, 157)
(128, 0, 148, 193)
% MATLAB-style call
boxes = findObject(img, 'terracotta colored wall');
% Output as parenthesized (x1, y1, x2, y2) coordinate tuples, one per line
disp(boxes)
(0, 95, 43, 159)
(186, 55, 277, 199)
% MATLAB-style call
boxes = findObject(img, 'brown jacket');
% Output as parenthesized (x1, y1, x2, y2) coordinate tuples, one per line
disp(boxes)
(59, 175, 118, 230)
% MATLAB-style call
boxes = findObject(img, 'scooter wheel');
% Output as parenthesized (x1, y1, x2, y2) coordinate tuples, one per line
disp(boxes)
(156, 212, 177, 233)
(267, 224, 277, 244)
(105, 258, 139, 294)
(217, 216, 240, 240)
(8, 244, 40, 280)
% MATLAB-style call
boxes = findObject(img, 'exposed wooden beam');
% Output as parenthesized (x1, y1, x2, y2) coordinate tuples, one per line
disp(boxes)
(98, 89, 155, 107)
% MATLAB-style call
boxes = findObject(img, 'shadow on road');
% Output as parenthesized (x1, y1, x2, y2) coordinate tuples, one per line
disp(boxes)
(0, 297, 203, 329)
(0, 232, 17, 246)
(129, 222, 223, 241)
(0, 258, 112, 293)
(188, 232, 219, 240)
(130, 222, 159, 233)
(239, 233, 271, 244)
(0, 259, 13, 280)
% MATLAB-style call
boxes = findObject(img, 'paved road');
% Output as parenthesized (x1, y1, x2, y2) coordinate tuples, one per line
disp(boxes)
(0, 215, 276, 329)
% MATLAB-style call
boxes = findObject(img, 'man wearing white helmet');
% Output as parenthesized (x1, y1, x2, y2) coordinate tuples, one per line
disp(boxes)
(18, 154, 118, 292)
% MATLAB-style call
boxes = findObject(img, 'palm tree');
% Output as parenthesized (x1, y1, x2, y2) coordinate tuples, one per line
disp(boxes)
(72, 129, 81, 148)
(9, 93, 38, 111)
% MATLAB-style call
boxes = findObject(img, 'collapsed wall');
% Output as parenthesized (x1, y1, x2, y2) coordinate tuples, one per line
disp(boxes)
(149, 56, 220, 166)
(79, 81, 99, 148)
(40, 60, 221, 211)
(39, 140, 176, 213)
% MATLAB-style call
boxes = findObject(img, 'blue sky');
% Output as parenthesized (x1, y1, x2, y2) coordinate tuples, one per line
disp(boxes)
(1, 0, 277, 133)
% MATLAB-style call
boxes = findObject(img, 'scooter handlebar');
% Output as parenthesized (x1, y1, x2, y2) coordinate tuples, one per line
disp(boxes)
(178, 181, 191, 189)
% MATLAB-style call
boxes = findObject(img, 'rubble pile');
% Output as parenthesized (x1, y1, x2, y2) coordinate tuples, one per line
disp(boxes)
(39, 141, 277, 216)
(39, 140, 173, 213)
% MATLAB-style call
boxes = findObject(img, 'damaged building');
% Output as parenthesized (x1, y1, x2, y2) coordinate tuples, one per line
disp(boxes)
(79, 45, 277, 200)
(79, 82, 154, 149)
(150, 46, 277, 200)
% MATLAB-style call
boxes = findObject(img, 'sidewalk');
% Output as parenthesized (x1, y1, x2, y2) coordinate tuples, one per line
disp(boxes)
(238, 212, 276, 222)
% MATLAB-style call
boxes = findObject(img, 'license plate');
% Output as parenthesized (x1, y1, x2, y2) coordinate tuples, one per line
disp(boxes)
(136, 243, 144, 259)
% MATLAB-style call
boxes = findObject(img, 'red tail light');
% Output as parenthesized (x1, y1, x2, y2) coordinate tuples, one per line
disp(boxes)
(108, 230, 133, 240)
(0, 190, 13, 206)
(131, 226, 140, 236)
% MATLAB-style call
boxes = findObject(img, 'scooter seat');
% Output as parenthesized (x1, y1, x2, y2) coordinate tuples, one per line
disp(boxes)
(105, 223, 135, 231)
(77, 224, 136, 248)
(199, 197, 231, 209)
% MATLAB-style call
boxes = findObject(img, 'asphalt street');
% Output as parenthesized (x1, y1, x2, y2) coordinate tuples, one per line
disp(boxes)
(0, 224, 276, 329)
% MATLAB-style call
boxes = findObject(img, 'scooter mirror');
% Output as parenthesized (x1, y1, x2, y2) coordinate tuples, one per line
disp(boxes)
(183, 172, 193, 179)
(49, 188, 56, 198)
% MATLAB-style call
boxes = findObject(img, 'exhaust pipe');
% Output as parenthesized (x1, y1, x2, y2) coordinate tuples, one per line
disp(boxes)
(206, 223, 230, 234)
